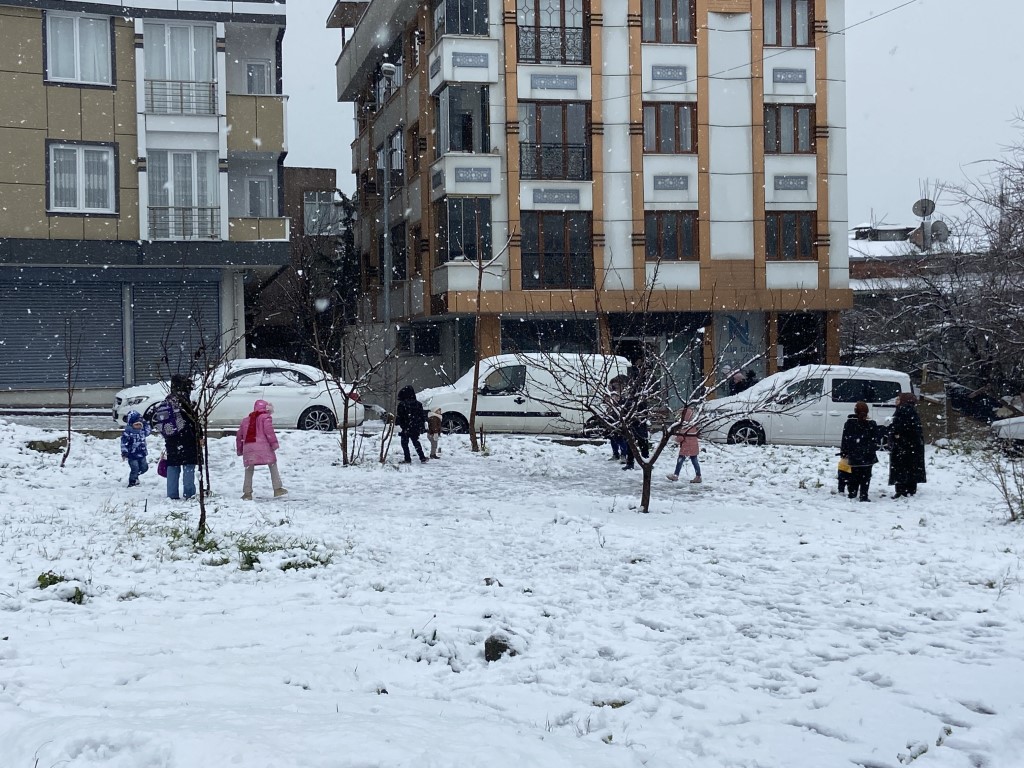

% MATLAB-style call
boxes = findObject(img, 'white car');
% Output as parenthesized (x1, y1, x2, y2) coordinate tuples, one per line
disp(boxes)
(113, 358, 365, 431)
(991, 415, 1024, 442)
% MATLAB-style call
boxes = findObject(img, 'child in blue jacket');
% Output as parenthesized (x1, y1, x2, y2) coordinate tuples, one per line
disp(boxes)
(121, 410, 151, 487)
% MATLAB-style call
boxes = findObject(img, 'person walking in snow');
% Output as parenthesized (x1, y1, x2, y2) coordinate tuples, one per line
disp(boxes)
(666, 403, 702, 484)
(120, 410, 151, 487)
(427, 407, 443, 459)
(888, 392, 926, 498)
(396, 385, 429, 464)
(840, 401, 881, 502)
(156, 374, 202, 500)
(236, 399, 287, 500)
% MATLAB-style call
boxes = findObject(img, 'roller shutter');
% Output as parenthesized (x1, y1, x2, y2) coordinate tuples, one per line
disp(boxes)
(131, 282, 221, 382)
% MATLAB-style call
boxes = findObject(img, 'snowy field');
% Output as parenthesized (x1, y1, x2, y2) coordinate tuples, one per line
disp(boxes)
(1, 418, 1022, 768)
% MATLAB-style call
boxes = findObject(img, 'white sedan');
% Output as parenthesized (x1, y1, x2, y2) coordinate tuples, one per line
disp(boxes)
(113, 359, 365, 431)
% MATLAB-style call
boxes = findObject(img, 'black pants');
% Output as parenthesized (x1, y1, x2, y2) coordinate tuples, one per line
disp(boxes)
(848, 465, 873, 500)
(401, 432, 426, 461)
(894, 481, 918, 497)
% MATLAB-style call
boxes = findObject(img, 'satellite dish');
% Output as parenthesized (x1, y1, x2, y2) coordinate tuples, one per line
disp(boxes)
(931, 220, 950, 243)
(912, 198, 936, 218)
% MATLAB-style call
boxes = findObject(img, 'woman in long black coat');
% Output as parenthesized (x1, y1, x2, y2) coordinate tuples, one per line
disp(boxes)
(888, 392, 926, 498)
(840, 401, 880, 502)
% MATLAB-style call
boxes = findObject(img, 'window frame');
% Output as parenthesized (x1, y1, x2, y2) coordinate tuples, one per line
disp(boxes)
(765, 210, 817, 261)
(244, 59, 272, 95)
(641, 0, 696, 44)
(46, 140, 118, 216)
(436, 196, 493, 264)
(432, 0, 490, 37)
(520, 210, 594, 290)
(763, 0, 814, 48)
(303, 190, 339, 235)
(516, 0, 591, 65)
(644, 210, 699, 262)
(642, 102, 697, 154)
(44, 11, 115, 87)
(764, 104, 815, 154)
(518, 100, 592, 180)
(244, 176, 273, 218)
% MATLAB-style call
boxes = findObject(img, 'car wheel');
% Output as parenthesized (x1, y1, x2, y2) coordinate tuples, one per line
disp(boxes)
(298, 406, 336, 432)
(440, 412, 469, 434)
(727, 421, 765, 446)
(582, 416, 607, 439)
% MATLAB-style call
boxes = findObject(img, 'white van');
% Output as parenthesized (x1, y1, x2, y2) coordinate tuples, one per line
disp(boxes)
(418, 353, 631, 434)
(702, 365, 912, 446)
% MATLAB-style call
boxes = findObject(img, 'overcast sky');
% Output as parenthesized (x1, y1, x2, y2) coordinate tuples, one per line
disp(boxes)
(283, 0, 1024, 228)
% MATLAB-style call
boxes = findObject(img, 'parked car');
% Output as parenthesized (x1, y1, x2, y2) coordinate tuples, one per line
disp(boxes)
(991, 415, 1024, 446)
(418, 353, 631, 435)
(702, 364, 912, 446)
(113, 359, 365, 431)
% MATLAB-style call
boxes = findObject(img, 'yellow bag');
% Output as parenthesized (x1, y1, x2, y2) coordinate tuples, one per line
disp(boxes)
(837, 457, 851, 473)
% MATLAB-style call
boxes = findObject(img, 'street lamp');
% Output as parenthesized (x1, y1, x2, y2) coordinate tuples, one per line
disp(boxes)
(379, 60, 397, 343)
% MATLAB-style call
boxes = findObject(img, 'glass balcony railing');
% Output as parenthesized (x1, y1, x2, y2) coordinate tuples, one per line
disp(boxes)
(519, 142, 591, 180)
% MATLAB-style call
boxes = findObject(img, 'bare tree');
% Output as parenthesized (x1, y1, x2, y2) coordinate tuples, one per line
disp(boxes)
(59, 318, 82, 469)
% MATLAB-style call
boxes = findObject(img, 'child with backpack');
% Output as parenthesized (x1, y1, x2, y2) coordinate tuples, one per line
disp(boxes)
(120, 410, 151, 487)
(236, 399, 287, 500)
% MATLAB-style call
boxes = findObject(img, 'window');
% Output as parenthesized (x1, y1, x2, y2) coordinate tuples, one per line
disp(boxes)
(245, 177, 272, 218)
(263, 368, 315, 387)
(389, 129, 405, 189)
(397, 324, 441, 355)
(433, 0, 489, 37)
(764, 104, 815, 154)
(782, 377, 823, 403)
(408, 124, 422, 176)
(764, 0, 813, 47)
(517, 0, 589, 64)
(303, 190, 340, 235)
(378, 222, 408, 281)
(641, 0, 695, 44)
(144, 23, 216, 114)
(436, 197, 492, 263)
(435, 85, 490, 156)
(48, 142, 116, 214)
(643, 103, 696, 154)
(765, 210, 816, 260)
(519, 102, 591, 180)
(521, 211, 593, 290)
(245, 60, 271, 95)
(45, 13, 112, 85)
(645, 211, 698, 261)
(483, 365, 527, 395)
(147, 150, 219, 239)
(831, 379, 902, 404)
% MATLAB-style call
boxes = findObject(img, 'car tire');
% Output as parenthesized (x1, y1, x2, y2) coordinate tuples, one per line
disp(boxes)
(298, 406, 336, 432)
(727, 420, 765, 446)
(440, 412, 469, 434)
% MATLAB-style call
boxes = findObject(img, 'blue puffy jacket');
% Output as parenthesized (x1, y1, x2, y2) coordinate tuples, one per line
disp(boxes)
(120, 410, 151, 460)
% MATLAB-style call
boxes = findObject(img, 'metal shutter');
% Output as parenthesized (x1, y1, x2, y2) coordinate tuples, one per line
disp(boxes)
(131, 282, 221, 382)
(0, 282, 124, 389)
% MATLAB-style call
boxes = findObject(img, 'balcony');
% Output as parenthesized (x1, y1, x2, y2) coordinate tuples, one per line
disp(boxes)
(229, 217, 290, 242)
(148, 206, 220, 241)
(517, 26, 589, 65)
(145, 80, 217, 115)
(519, 142, 591, 181)
(226, 94, 287, 154)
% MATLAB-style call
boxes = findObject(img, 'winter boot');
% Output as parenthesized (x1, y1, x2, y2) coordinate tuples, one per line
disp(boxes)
(274, 488, 288, 498)
(666, 474, 678, 482)
(690, 476, 702, 484)
(241, 492, 253, 501)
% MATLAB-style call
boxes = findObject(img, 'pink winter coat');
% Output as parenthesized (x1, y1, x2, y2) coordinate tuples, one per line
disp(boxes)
(235, 400, 280, 467)
(674, 407, 699, 457)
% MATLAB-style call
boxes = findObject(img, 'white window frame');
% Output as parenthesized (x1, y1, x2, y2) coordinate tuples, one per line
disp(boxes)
(48, 142, 116, 214)
(147, 149, 219, 239)
(303, 190, 339, 235)
(244, 176, 273, 218)
(244, 60, 272, 95)
(45, 12, 113, 86)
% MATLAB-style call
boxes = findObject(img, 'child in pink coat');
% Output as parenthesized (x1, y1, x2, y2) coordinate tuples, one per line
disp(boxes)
(666, 404, 702, 483)
(236, 399, 287, 500)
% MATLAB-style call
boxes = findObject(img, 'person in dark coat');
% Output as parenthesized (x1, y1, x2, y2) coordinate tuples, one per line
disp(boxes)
(888, 392, 927, 498)
(840, 401, 880, 502)
(162, 373, 202, 499)
(396, 385, 428, 463)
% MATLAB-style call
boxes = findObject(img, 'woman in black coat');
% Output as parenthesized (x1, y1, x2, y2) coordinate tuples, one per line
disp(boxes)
(161, 374, 203, 499)
(888, 392, 926, 498)
(840, 401, 880, 502)
(396, 385, 428, 463)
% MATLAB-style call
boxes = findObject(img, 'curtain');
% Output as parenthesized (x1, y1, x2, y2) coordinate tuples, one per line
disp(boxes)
(143, 23, 166, 79)
(78, 17, 110, 83)
(51, 147, 78, 208)
(48, 16, 76, 80)
(193, 26, 214, 82)
(148, 151, 169, 238)
(83, 148, 111, 210)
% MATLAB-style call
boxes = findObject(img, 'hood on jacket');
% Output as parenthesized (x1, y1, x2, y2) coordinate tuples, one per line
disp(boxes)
(125, 410, 144, 428)
(252, 399, 272, 414)
(398, 385, 417, 401)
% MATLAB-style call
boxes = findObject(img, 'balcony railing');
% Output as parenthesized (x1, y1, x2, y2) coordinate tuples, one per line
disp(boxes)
(521, 251, 594, 290)
(517, 25, 589, 65)
(145, 79, 217, 115)
(148, 206, 220, 240)
(519, 142, 591, 180)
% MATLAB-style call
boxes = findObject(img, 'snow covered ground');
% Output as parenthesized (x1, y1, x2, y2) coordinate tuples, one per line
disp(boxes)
(1, 418, 1022, 768)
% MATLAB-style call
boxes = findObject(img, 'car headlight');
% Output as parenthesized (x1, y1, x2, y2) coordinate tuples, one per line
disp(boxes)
(127, 396, 148, 406)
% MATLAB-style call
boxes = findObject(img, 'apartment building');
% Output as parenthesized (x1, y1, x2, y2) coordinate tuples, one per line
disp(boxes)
(331, 0, 849, 394)
(0, 0, 289, 404)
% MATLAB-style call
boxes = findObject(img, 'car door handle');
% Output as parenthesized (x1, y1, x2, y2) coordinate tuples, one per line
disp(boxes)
(514, 397, 526, 404)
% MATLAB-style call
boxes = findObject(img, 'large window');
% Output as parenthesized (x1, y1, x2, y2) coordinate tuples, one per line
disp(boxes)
(764, 104, 815, 154)
(765, 211, 816, 261)
(147, 150, 219, 239)
(433, 0, 489, 37)
(143, 22, 216, 114)
(435, 85, 490, 156)
(245, 60, 271, 95)
(48, 142, 116, 214)
(764, 0, 813, 47)
(303, 190, 340, 235)
(45, 13, 112, 85)
(641, 0, 695, 44)
(436, 197, 492, 263)
(521, 211, 593, 290)
(519, 102, 591, 180)
(645, 211, 698, 261)
(517, 0, 590, 65)
(244, 176, 272, 218)
(643, 103, 696, 154)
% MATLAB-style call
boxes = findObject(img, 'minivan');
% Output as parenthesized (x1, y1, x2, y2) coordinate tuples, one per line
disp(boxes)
(702, 365, 912, 446)
(418, 353, 631, 434)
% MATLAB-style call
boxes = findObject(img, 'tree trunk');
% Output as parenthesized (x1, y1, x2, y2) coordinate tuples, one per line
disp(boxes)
(639, 464, 653, 513)
(468, 264, 484, 452)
